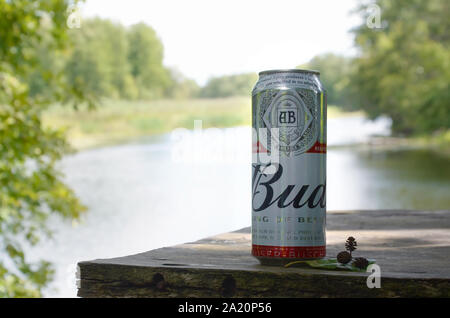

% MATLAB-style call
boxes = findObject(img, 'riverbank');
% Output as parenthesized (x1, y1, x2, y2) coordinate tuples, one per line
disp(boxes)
(43, 97, 362, 150)
(353, 131, 450, 157)
(43, 97, 449, 155)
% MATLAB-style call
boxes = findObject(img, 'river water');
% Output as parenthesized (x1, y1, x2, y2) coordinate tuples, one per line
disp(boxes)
(26, 116, 449, 297)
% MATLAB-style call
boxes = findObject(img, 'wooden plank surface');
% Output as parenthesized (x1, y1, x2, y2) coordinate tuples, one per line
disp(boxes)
(77, 210, 450, 297)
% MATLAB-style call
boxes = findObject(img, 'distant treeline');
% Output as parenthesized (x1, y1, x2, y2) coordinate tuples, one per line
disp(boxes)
(199, 73, 258, 98)
(28, 18, 257, 101)
(30, 0, 449, 136)
(26, 16, 350, 103)
(28, 18, 196, 100)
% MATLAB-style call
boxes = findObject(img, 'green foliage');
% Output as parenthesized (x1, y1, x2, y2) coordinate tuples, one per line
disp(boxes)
(30, 17, 174, 101)
(127, 23, 171, 99)
(351, 0, 450, 135)
(0, 0, 89, 297)
(64, 18, 145, 100)
(200, 73, 258, 98)
(27, 15, 254, 101)
(298, 53, 355, 109)
(65, 18, 131, 99)
(284, 257, 376, 272)
(165, 68, 200, 99)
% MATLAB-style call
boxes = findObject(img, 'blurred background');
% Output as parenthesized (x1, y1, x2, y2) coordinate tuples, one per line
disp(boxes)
(0, 0, 448, 297)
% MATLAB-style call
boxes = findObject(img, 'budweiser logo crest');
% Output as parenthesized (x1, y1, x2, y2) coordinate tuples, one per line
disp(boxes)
(261, 89, 319, 156)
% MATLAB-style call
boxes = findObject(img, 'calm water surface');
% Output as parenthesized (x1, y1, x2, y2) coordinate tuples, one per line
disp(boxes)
(26, 116, 449, 297)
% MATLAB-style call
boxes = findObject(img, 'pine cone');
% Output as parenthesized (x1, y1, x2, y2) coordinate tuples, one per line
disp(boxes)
(352, 257, 369, 270)
(337, 251, 352, 264)
(345, 236, 357, 254)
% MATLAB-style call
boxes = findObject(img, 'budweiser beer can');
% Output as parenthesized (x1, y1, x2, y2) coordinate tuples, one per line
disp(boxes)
(251, 69, 326, 265)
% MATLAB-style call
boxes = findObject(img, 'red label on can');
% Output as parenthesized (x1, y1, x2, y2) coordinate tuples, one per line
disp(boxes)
(252, 245, 326, 259)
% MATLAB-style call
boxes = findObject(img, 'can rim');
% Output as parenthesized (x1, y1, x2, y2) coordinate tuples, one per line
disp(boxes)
(258, 69, 320, 76)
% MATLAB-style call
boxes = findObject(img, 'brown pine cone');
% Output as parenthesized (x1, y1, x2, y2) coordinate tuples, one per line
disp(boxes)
(337, 251, 352, 264)
(345, 236, 357, 254)
(352, 257, 369, 270)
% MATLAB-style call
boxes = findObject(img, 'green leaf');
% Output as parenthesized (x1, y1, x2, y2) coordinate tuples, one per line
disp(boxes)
(285, 257, 376, 272)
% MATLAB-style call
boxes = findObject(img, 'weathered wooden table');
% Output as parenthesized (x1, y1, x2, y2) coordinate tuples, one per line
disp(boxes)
(77, 210, 450, 297)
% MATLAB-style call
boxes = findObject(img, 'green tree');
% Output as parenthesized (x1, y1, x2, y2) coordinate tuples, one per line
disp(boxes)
(165, 68, 200, 99)
(35, 17, 178, 101)
(351, 0, 450, 135)
(200, 73, 258, 98)
(127, 23, 171, 99)
(0, 0, 91, 297)
(65, 18, 137, 100)
(298, 53, 355, 108)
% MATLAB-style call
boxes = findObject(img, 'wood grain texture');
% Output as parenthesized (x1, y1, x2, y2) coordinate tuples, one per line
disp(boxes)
(77, 210, 450, 297)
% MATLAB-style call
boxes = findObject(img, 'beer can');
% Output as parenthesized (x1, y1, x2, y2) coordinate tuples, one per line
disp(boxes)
(251, 69, 326, 265)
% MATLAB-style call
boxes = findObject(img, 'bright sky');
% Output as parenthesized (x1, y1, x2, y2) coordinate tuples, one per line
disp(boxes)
(81, 0, 362, 84)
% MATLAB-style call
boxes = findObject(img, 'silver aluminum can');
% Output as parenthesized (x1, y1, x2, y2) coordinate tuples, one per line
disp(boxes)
(251, 69, 326, 265)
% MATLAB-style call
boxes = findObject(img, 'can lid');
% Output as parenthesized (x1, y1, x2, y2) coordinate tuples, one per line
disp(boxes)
(258, 69, 320, 76)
